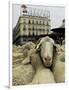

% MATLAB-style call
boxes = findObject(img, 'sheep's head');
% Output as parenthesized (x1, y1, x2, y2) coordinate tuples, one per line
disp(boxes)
(36, 36, 56, 67)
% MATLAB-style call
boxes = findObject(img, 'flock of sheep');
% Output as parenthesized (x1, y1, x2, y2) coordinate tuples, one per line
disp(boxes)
(12, 36, 65, 85)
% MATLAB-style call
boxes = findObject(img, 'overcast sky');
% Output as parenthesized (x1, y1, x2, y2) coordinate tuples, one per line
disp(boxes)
(12, 4, 65, 29)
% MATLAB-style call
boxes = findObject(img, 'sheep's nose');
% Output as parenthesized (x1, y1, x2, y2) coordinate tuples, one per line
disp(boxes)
(45, 57, 47, 61)
(45, 56, 51, 62)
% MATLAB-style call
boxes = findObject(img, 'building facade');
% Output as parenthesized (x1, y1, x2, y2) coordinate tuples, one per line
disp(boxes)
(13, 5, 51, 45)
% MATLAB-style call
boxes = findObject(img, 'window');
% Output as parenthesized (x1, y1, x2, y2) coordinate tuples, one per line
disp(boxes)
(47, 29, 49, 34)
(28, 28, 31, 31)
(32, 20, 34, 24)
(36, 21, 38, 24)
(39, 29, 41, 31)
(23, 19, 26, 24)
(40, 21, 41, 25)
(23, 25, 26, 30)
(32, 27, 34, 30)
(29, 32, 31, 36)
(36, 31, 38, 35)
(16, 29, 20, 35)
(47, 22, 49, 26)
(43, 29, 45, 33)
(28, 20, 31, 24)
(43, 21, 45, 25)
(47, 22, 48, 25)
(32, 32, 34, 36)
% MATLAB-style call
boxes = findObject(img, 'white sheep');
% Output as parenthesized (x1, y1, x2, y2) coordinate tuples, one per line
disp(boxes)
(13, 42, 36, 65)
(21, 42, 36, 60)
(52, 45, 65, 83)
(13, 63, 35, 85)
(34, 36, 65, 83)
(13, 37, 65, 85)
(12, 42, 36, 85)
(36, 36, 56, 67)
(22, 42, 36, 51)
(22, 49, 55, 84)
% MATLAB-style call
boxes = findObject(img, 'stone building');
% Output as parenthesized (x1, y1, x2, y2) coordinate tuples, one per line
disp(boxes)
(13, 5, 51, 45)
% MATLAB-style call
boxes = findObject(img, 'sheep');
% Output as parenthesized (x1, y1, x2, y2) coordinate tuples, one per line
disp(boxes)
(13, 37, 65, 85)
(12, 42, 36, 85)
(55, 44, 65, 55)
(36, 36, 56, 67)
(22, 48, 55, 84)
(13, 45, 23, 53)
(12, 63, 35, 85)
(21, 42, 36, 60)
(12, 45, 23, 65)
(22, 42, 36, 50)
(52, 45, 65, 83)
(13, 42, 36, 65)
(13, 42, 35, 53)
(30, 52, 56, 84)
(33, 36, 65, 83)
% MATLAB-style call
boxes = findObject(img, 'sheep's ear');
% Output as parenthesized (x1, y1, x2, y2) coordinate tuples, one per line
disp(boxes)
(35, 44, 41, 52)
(53, 44, 57, 57)
(35, 38, 43, 51)
(22, 57, 30, 65)
(53, 44, 60, 52)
